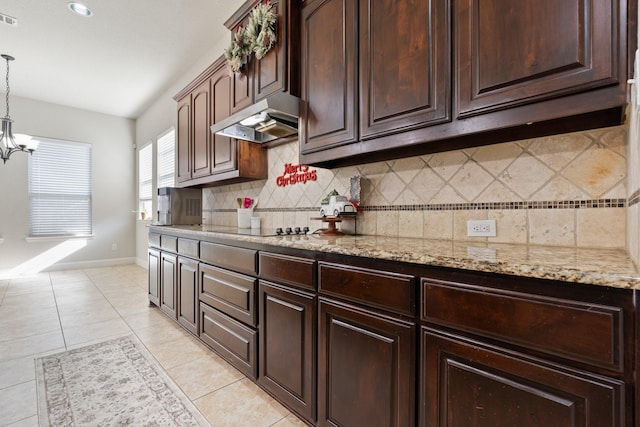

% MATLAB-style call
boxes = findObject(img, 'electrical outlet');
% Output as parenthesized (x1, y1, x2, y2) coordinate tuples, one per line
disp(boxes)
(467, 247, 497, 261)
(467, 219, 496, 237)
(111, 243, 118, 251)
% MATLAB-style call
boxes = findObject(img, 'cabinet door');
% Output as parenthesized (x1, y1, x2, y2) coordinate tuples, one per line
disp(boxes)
(421, 327, 625, 427)
(359, 0, 450, 139)
(259, 281, 316, 423)
(254, 0, 289, 101)
(191, 80, 212, 179)
(148, 248, 160, 306)
(300, 0, 358, 154)
(177, 257, 198, 335)
(231, 14, 254, 114)
(456, 0, 620, 118)
(318, 298, 415, 427)
(231, 72, 253, 114)
(176, 96, 191, 182)
(211, 66, 237, 174)
(160, 252, 178, 319)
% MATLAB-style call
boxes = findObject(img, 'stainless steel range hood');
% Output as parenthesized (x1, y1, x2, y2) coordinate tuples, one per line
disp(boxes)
(210, 91, 300, 144)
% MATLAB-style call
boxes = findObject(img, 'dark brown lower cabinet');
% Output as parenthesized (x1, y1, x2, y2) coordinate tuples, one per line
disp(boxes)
(317, 298, 415, 427)
(177, 257, 198, 335)
(160, 252, 177, 319)
(148, 230, 639, 427)
(199, 302, 257, 378)
(258, 281, 316, 423)
(148, 248, 160, 306)
(421, 327, 625, 427)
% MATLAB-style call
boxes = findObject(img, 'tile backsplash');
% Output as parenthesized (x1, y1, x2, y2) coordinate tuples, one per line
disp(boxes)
(204, 125, 627, 249)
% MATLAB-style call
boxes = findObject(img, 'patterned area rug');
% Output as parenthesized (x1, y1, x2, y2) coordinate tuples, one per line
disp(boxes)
(35, 335, 211, 427)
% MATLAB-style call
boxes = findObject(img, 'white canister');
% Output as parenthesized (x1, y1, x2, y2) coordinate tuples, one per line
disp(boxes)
(237, 208, 253, 228)
(250, 216, 261, 229)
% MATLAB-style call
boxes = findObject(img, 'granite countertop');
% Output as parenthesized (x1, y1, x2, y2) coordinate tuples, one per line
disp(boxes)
(151, 225, 640, 290)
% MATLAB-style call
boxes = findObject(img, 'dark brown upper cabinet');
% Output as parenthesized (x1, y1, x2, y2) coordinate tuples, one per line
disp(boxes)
(174, 57, 267, 187)
(359, 0, 450, 138)
(300, 0, 635, 168)
(225, 0, 300, 113)
(173, 0, 299, 188)
(210, 65, 236, 175)
(176, 96, 191, 183)
(456, 0, 623, 118)
(300, 0, 449, 157)
(191, 80, 212, 179)
(299, 0, 359, 154)
(229, 13, 253, 114)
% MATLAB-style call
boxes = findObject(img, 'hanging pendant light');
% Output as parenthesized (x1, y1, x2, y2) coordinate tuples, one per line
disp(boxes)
(0, 54, 34, 164)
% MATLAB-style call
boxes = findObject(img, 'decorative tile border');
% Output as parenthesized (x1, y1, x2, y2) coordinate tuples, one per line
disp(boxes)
(629, 189, 640, 207)
(205, 198, 627, 213)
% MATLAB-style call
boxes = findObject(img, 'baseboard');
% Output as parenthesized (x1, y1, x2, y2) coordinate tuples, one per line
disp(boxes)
(43, 257, 138, 272)
(135, 257, 148, 269)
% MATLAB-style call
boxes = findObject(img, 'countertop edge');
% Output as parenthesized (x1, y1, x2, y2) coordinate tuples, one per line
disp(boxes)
(149, 225, 640, 290)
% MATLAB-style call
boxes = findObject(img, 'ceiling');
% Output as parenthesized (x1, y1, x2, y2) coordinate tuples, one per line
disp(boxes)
(0, 0, 245, 119)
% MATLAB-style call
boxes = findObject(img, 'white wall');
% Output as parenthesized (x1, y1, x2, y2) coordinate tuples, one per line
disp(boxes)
(0, 95, 136, 276)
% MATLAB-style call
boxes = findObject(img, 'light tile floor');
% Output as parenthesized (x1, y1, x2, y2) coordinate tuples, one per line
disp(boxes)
(0, 264, 306, 427)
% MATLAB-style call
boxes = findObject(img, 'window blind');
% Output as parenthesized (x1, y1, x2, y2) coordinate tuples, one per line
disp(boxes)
(29, 138, 92, 237)
(139, 143, 153, 203)
(157, 127, 175, 189)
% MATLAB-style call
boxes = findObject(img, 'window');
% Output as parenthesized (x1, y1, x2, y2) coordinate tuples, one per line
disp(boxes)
(29, 138, 92, 237)
(138, 142, 153, 218)
(157, 127, 175, 189)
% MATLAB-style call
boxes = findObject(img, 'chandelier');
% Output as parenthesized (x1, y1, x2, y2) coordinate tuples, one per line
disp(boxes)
(1, 54, 34, 163)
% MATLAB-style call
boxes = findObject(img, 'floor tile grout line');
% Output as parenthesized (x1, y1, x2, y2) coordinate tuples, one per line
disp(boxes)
(190, 376, 246, 403)
(0, 414, 38, 427)
(0, 326, 62, 347)
(0, 377, 36, 393)
(192, 376, 246, 404)
(48, 272, 69, 351)
(267, 414, 293, 427)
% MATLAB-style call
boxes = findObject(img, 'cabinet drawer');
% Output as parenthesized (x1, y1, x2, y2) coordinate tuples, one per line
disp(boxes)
(200, 242, 257, 274)
(178, 238, 199, 258)
(148, 232, 160, 248)
(160, 235, 178, 252)
(259, 252, 316, 290)
(199, 263, 256, 327)
(422, 278, 624, 371)
(199, 303, 257, 379)
(318, 262, 415, 316)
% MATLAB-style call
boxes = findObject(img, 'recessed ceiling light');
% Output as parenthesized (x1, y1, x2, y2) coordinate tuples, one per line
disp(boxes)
(67, 2, 93, 17)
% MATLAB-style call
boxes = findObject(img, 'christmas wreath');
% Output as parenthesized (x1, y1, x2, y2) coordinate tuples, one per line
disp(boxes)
(246, 0, 278, 60)
(224, 24, 251, 74)
(224, 1, 278, 74)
